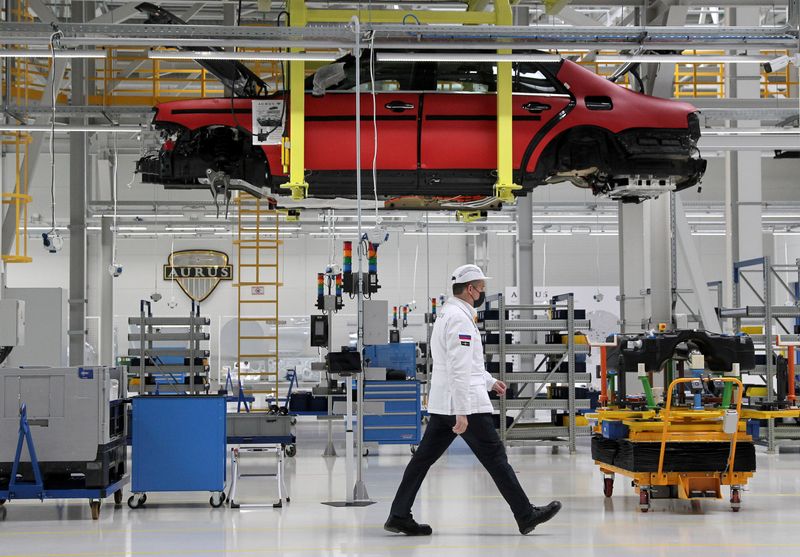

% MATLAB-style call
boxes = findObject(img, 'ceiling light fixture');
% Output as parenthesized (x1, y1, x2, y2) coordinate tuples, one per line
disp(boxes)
(148, 50, 339, 62)
(376, 52, 562, 63)
(594, 54, 772, 64)
(0, 49, 105, 59)
(0, 125, 141, 133)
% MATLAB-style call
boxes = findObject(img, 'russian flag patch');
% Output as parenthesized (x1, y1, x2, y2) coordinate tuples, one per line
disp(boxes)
(459, 333, 471, 346)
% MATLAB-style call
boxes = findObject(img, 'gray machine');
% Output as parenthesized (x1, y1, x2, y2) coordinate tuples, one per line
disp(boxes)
(0, 366, 126, 488)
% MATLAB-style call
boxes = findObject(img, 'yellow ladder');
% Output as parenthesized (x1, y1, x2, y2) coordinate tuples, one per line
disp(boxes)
(234, 194, 282, 408)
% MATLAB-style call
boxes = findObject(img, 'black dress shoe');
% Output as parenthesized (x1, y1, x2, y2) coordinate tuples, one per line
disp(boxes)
(384, 515, 433, 536)
(518, 501, 562, 535)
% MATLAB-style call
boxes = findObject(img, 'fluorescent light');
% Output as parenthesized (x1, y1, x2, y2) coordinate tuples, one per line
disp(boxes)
(691, 232, 726, 236)
(534, 214, 616, 219)
(166, 226, 226, 231)
(377, 52, 562, 63)
(774, 232, 800, 236)
(121, 232, 197, 236)
(589, 232, 619, 236)
(0, 49, 105, 59)
(87, 226, 101, 231)
(532, 232, 572, 236)
(686, 212, 724, 218)
(215, 231, 297, 236)
(704, 129, 800, 136)
(94, 214, 184, 219)
(149, 50, 339, 62)
(405, 231, 481, 236)
(0, 125, 141, 133)
(28, 226, 67, 231)
(763, 214, 800, 218)
(309, 232, 354, 237)
(496, 232, 518, 236)
(116, 226, 148, 231)
(594, 54, 772, 64)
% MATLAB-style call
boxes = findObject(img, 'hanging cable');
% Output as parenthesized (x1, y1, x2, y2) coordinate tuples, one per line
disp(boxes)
(47, 30, 62, 238)
(368, 31, 380, 223)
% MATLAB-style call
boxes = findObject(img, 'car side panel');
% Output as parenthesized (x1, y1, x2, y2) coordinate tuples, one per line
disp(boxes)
(302, 92, 419, 171)
(420, 93, 570, 170)
(524, 60, 697, 173)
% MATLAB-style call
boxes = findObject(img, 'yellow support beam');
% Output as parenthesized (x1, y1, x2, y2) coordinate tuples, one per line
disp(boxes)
(285, 0, 309, 200)
(492, 0, 522, 203)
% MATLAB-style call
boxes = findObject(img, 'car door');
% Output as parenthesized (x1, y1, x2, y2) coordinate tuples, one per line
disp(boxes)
(420, 61, 570, 176)
(303, 58, 419, 173)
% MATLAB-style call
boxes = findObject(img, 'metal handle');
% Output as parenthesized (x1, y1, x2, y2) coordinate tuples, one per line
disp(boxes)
(522, 101, 551, 113)
(384, 101, 415, 112)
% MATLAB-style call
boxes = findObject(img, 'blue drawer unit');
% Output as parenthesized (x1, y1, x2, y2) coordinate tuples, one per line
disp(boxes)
(131, 395, 226, 506)
(362, 380, 421, 446)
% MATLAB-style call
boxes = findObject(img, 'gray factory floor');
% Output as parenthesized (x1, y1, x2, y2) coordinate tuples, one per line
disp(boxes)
(2, 420, 799, 557)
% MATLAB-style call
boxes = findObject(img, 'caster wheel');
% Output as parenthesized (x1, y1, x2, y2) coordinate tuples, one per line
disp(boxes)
(90, 500, 101, 520)
(279, 407, 289, 416)
(639, 490, 650, 513)
(210, 492, 226, 508)
(0, 499, 5, 507)
(603, 478, 614, 498)
(285, 444, 297, 457)
(730, 489, 741, 512)
(290, 417, 297, 426)
(113, 490, 123, 506)
(127, 494, 146, 509)
(363, 448, 370, 457)
(410, 446, 417, 455)
(286, 497, 291, 503)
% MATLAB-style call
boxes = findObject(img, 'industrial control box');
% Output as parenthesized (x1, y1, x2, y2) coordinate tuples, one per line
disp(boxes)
(363, 300, 389, 345)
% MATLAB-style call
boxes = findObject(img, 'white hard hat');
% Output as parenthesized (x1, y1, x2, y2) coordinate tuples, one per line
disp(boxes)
(450, 264, 491, 285)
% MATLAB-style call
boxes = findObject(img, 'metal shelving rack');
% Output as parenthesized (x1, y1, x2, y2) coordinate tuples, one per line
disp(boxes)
(718, 256, 800, 452)
(481, 292, 591, 453)
(128, 300, 211, 395)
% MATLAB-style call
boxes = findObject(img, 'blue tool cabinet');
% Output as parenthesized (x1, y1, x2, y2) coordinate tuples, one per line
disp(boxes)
(130, 395, 227, 508)
(364, 343, 417, 378)
(362, 380, 421, 446)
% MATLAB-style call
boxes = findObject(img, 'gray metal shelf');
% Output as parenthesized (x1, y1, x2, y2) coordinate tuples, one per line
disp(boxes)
(126, 316, 211, 326)
(491, 372, 592, 383)
(481, 292, 590, 453)
(128, 301, 210, 395)
(482, 319, 591, 331)
(485, 344, 591, 355)
(492, 399, 591, 410)
(505, 425, 592, 440)
(717, 256, 800, 453)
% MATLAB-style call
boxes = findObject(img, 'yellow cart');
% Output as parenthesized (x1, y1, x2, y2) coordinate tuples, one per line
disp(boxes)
(594, 378, 754, 512)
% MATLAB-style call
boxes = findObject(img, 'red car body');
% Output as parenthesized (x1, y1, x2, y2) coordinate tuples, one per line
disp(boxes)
(138, 57, 706, 202)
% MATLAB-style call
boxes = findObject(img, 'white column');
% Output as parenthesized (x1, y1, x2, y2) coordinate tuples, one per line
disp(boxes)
(724, 6, 763, 310)
(618, 203, 647, 333)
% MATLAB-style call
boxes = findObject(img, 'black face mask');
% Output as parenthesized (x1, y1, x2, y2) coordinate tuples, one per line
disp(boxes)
(472, 290, 486, 308)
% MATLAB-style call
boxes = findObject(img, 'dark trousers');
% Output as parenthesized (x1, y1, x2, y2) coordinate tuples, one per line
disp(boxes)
(389, 413, 533, 522)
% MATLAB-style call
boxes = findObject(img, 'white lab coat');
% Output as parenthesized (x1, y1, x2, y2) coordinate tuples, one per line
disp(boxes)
(427, 297, 497, 415)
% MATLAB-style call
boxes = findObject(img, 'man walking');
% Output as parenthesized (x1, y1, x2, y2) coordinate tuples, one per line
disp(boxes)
(384, 264, 561, 536)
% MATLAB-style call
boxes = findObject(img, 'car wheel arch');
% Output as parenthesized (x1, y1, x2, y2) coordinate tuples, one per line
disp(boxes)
(525, 124, 622, 185)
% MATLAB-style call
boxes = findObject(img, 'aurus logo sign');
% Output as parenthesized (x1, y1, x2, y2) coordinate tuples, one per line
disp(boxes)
(163, 250, 233, 302)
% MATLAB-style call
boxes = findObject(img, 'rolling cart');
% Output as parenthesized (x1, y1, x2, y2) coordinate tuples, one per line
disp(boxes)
(226, 413, 294, 508)
(128, 395, 227, 508)
(0, 405, 128, 520)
